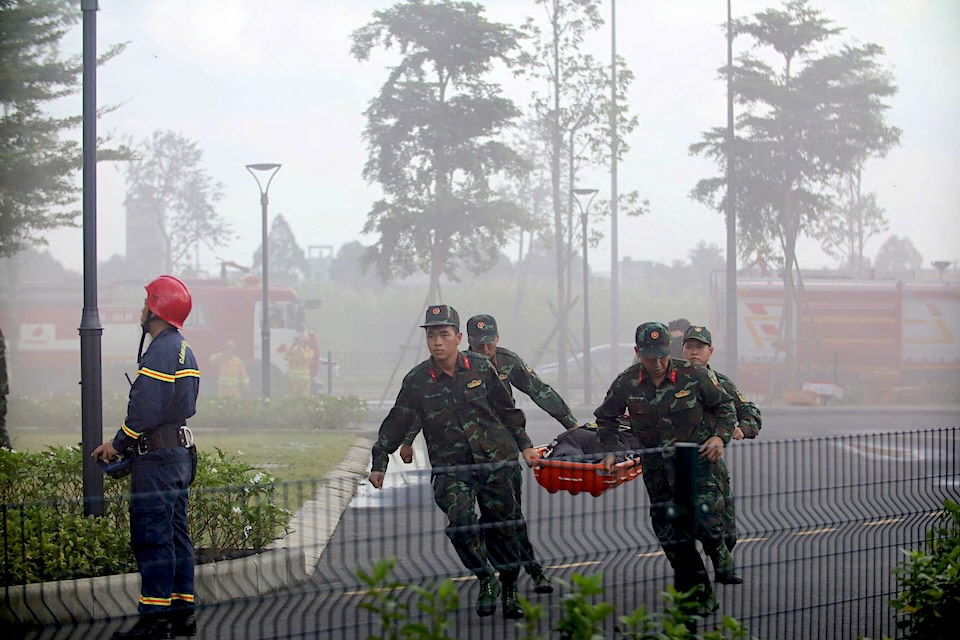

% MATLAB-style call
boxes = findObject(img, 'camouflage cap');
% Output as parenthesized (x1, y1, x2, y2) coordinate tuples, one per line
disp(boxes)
(683, 325, 712, 346)
(466, 314, 498, 344)
(635, 321, 671, 357)
(420, 304, 460, 330)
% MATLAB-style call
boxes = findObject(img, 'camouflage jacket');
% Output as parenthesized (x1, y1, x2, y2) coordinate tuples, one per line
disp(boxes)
(372, 351, 531, 473)
(711, 367, 761, 438)
(402, 346, 576, 445)
(593, 357, 736, 452)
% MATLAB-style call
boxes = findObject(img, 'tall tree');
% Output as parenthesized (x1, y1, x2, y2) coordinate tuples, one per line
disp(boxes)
(252, 214, 308, 285)
(690, 0, 900, 373)
(0, 0, 126, 257)
(351, 0, 530, 301)
(328, 240, 380, 289)
(815, 166, 887, 272)
(874, 234, 922, 274)
(124, 130, 231, 272)
(518, 0, 642, 393)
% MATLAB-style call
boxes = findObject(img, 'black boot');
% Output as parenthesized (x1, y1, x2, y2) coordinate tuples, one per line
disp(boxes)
(169, 611, 197, 637)
(710, 544, 743, 585)
(112, 616, 173, 640)
(475, 574, 501, 617)
(529, 568, 554, 594)
(501, 581, 524, 619)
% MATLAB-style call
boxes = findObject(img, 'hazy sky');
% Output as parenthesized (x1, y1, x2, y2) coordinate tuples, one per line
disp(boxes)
(45, 0, 960, 275)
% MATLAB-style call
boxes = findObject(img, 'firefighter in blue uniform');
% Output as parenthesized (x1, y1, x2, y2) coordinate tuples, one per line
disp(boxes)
(93, 275, 200, 639)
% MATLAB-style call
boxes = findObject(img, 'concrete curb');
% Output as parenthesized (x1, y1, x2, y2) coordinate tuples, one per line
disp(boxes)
(266, 437, 373, 575)
(3, 437, 374, 627)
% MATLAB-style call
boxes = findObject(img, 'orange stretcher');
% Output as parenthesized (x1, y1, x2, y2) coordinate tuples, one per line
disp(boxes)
(532, 445, 642, 497)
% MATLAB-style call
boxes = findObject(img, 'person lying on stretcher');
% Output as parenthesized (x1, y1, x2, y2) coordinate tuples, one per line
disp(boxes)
(544, 418, 638, 463)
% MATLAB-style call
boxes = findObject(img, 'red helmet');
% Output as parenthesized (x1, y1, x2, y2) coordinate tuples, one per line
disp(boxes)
(144, 275, 192, 329)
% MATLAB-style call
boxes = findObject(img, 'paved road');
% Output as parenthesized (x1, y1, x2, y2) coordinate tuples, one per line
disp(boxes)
(194, 410, 957, 640)
(27, 408, 958, 640)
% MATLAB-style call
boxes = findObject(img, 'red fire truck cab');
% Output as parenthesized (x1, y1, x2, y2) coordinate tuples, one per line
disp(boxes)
(1, 276, 315, 397)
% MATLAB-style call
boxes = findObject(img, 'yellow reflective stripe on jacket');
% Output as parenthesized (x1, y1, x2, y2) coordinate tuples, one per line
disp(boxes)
(139, 595, 171, 606)
(171, 593, 195, 602)
(138, 367, 175, 383)
(121, 422, 142, 438)
(136, 367, 198, 382)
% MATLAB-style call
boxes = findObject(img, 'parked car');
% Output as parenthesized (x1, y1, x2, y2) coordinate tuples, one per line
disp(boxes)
(534, 343, 637, 387)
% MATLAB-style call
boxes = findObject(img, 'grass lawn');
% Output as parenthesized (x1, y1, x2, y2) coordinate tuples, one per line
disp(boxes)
(9, 427, 370, 484)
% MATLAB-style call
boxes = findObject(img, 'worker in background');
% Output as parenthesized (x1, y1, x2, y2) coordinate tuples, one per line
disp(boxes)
(285, 335, 314, 398)
(209, 341, 250, 398)
(668, 318, 691, 358)
(307, 329, 321, 393)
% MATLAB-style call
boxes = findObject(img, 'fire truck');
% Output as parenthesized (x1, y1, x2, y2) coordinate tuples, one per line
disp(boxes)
(0, 275, 317, 397)
(710, 275, 960, 401)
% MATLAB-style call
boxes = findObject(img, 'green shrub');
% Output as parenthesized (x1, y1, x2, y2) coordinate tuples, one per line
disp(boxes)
(890, 499, 960, 639)
(0, 445, 291, 586)
(358, 558, 756, 640)
(188, 447, 291, 554)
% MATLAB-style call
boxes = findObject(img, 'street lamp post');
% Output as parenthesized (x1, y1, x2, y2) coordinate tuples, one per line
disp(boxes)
(246, 163, 281, 398)
(572, 188, 599, 404)
(80, 0, 104, 517)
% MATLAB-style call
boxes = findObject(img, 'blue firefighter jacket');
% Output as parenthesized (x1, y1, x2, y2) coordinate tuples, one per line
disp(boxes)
(111, 328, 200, 454)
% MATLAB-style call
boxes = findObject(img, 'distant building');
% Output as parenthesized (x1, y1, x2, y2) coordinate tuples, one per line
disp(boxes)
(125, 193, 166, 279)
(307, 245, 334, 282)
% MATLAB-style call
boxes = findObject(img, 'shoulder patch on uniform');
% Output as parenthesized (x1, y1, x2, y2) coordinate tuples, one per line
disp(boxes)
(737, 391, 747, 402)
(466, 379, 482, 389)
(674, 389, 691, 398)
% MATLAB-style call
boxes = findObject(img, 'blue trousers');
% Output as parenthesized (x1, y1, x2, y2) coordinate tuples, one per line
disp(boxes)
(130, 447, 195, 616)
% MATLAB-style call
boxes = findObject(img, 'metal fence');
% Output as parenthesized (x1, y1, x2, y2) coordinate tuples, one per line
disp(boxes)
(6, 428, 958, 640)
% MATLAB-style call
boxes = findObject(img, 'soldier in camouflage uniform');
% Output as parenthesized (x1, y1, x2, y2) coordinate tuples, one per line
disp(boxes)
(595, 322, 737, 614)
(400, 314, 577, 595)
(0, 328, 10, 449)
(369, 305, 540, 619)
(682, 325, 762, 574)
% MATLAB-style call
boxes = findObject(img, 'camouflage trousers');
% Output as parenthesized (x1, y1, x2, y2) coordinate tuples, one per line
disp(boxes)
(509, 466, 544, 576)
(714, 457, 737, 550)
(432, 462, 525, 582)
(641, 451, 728, 595)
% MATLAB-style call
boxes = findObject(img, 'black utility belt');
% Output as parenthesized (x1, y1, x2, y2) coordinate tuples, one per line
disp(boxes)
(137, 424, 193, 455)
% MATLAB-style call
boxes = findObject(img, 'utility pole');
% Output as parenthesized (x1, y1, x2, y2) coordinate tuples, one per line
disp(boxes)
(610, 0, 620, 374)
(724, 0, 739, 379)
